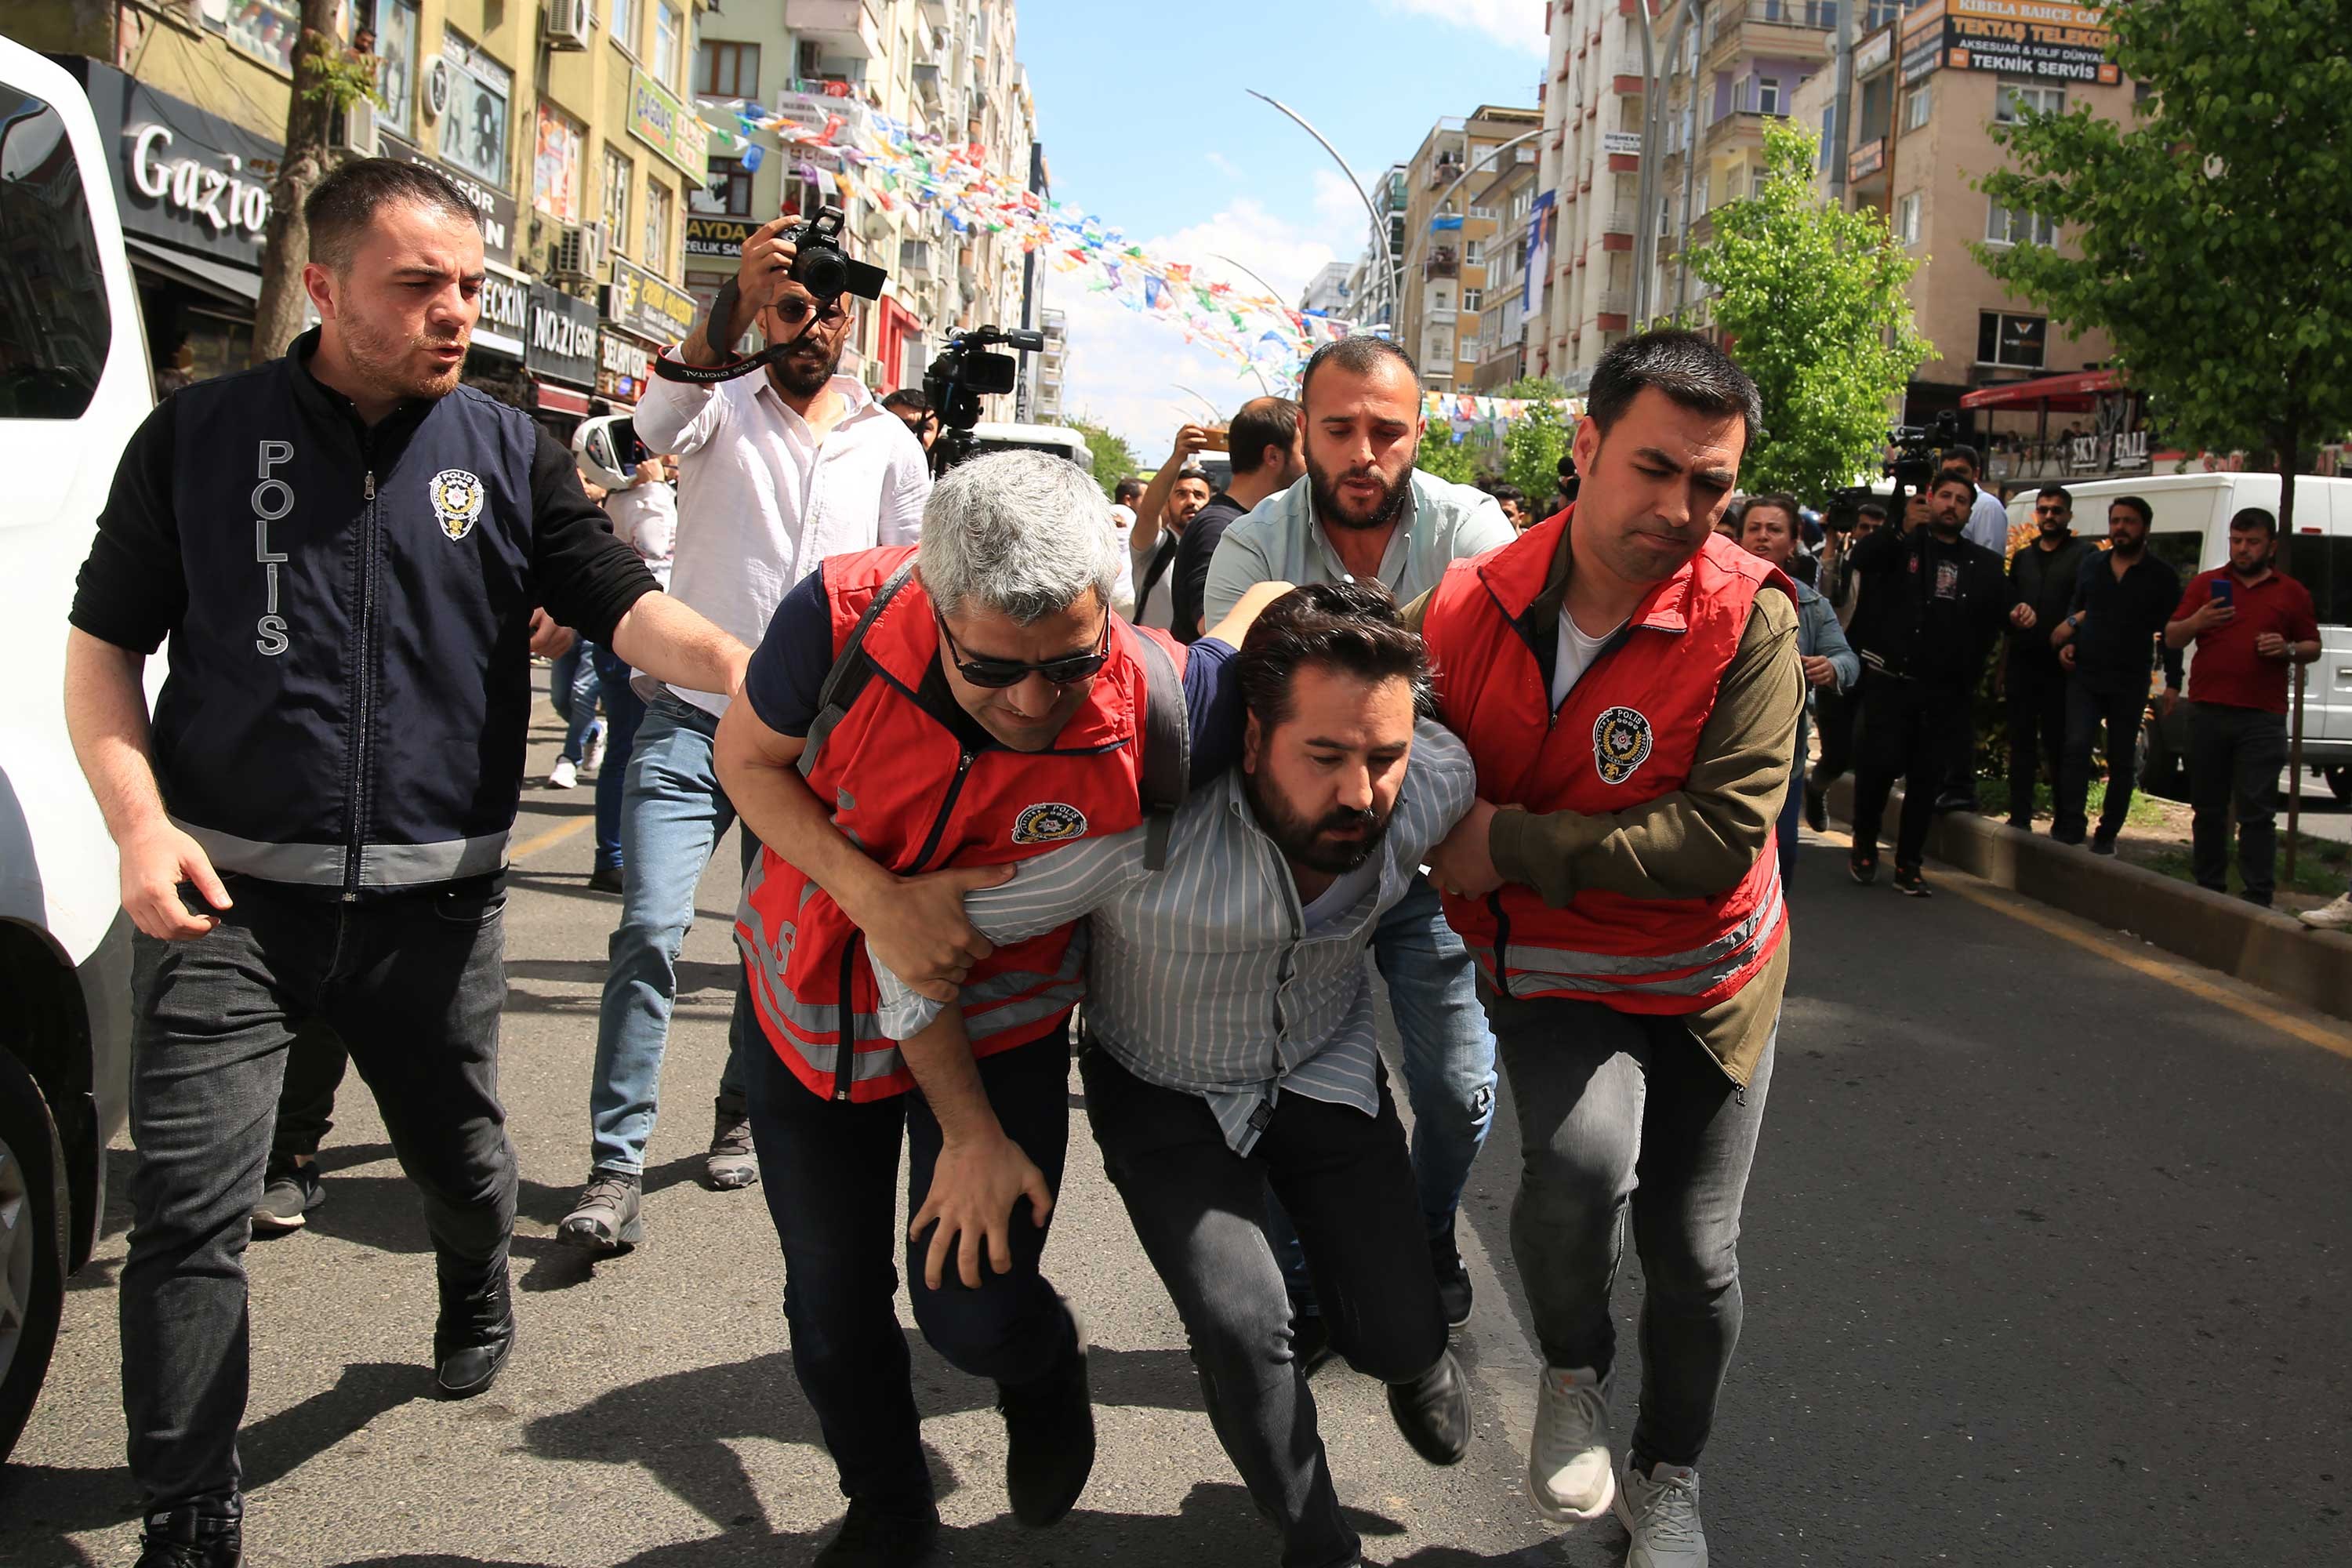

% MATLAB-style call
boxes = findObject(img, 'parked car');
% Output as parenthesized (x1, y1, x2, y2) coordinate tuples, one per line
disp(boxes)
(2005, 472, 2352, 801)
(0, 35, 152, 1462)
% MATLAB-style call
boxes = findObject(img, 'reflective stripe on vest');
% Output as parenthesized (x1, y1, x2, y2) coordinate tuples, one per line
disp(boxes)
(175, 818, 512, 887)
(1475, 860, 1784, 1002)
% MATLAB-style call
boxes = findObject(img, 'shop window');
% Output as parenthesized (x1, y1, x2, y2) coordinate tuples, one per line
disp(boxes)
(1976, 311, 2047, 368)
(644, 180, 674, 271)
(534, 105, 585, 223)
(603, 145, 633, 255)
(0, 79, 109, 417)
(437, 31, 513, 191)
(696, 39, 760, 99)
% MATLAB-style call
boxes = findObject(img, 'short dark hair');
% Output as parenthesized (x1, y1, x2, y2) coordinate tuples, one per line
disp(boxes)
(1490, 482, 1526, 506)
(2109, 494, 2154, 527)
(1115, 477, 1145, 503)
(1298, 334, 1420, 412)
(1932, 465, 1976, 500)
(305, 157, 479, 271)
(2037, 483, 2073, 508)
(2229, 506, 2278, 536)
(1857, 501, 1889, 521)
(1585, 328, 1764, 444)
(1235, 582, 1434, 731)
(1742, 492, 1802, 532)
(880, 387, 931, 416)
(1229, 396, 1302, 477)
(1946, 444, 1983, 474)
(1174, 465, 1212, 490)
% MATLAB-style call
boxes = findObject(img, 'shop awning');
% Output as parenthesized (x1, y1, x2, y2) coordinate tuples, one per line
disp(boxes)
(536, 383, 591, 416)
(471, 329, 524, 359)
(1959, 368, 2124, 410)
(125, 235, 260, 305)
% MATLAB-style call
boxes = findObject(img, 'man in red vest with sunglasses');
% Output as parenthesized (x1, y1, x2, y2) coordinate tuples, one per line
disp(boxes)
(1420, 330, 1803, 1568)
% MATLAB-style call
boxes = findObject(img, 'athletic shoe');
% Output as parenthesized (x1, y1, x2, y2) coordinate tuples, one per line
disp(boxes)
(2299, 893, 2352, 931)
(1528, 1365, 1615, 1523)
(546, 757, 579, 790)
(1932, 789, 1976, 815)
(705, 1093, 760, 1190)
(557, 1169, 643, 1253)
(1618, 1459, 1708, 1567)
(811, 1501, 942, 1567)
(2089, 832, 2118, 857)
(250, 1159, 322, 1235)
(581, 720, 606, 777)
(1387, 1349, 1472, 1466)
(997, 1316, 1094, 1526)
(136, 1506, 241, 1567)
(587, 865, 624, 895)
(2005, 815, 2032, 832)
(1802, 785, 1828, 833)
(1847, 849, 1877, 887)
(434, 1268, 516, 1399)
(1430, 1229, 1473, 1328)
(1893, 865, 1932, 898)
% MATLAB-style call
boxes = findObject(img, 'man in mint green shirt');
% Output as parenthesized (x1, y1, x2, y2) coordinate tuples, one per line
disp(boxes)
(1202, 335, 1515, 1333)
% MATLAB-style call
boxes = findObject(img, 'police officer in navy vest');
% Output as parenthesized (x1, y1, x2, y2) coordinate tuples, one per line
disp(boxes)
(64, 159, 749, 1568)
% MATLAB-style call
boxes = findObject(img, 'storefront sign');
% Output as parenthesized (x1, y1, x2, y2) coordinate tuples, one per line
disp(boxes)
(628, 68, 710, 176)
(597, 330, 655, 402)
(1849, 139, 1886, 181)
(474, 263, 530, 358)
(1600, 131, 1642, 158)
(686, 215, 758, 260)
(525, 285, 600, 387)
(604, 254, 699, 346)
(1943, 0, 2120, 84)
(1853, 30, 1894, 79)
(379, 132, 517, 267)
(1901, 0, 1947, 83)
(78, 64, 280, 269)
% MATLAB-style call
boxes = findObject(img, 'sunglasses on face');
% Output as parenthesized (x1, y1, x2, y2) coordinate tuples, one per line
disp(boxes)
(2035, 503, 2068, 516)
(773, 297, 849, 327)
(935, 608, 1110, 689)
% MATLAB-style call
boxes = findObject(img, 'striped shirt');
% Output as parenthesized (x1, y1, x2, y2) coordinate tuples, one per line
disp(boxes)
(873, 721, 1478, 1153)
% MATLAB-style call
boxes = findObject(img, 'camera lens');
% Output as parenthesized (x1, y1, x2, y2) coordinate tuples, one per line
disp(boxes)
(793, 245, 848, 301)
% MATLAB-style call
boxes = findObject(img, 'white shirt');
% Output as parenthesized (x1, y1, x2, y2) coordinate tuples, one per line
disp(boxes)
(1551, 608, 1624, 711)
(1105, 504, 1137, 618)
(634, 366, 930, 713)
(1131, 528, 1180, 632)
(604, 480, 677, 590)
(1965, 488, 2011, 556)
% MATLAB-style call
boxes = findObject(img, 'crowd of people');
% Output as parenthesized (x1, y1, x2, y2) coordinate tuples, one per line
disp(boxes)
(49, 153, 2330, 1568)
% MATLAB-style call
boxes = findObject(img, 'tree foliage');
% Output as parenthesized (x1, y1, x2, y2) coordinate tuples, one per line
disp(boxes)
(1414, 426, 1483, 485)
(1065, 416, 1140, 499)
(1974, 0, 2352, 535)
(1685, 121, 1933, 503)
(252, 1, 359, 362)
(1496, 375, 1572, 500)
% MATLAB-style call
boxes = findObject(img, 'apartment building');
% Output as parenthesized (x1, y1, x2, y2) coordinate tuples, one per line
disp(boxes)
(1527, 0, 1655, 388)
(1299, 260, 1354, 323)
(1345, 163, 1408, 333)
(1029, 306, 1066, 423)
(1468, 136, 1541, 391)
(1394, 104, 1540, 394)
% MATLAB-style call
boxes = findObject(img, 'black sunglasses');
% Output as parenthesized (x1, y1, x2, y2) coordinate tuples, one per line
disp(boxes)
(935, 608, 1109, 689)
(774, 296, 849, 327)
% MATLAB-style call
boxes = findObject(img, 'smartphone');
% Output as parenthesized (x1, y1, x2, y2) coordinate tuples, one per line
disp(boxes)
(1201, 426, 1231, 453)
(2211, 577, 2234, 608)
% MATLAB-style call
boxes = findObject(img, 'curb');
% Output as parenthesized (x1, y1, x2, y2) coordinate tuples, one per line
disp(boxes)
(1823, 778, 2352, 1025)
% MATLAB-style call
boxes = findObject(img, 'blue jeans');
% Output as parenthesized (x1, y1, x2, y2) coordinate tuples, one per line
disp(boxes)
(588, 693, 756, 1175)
(551, 641, 604, 765)
(1776, 753, 1806, 887)
(590, 645, 648, 873)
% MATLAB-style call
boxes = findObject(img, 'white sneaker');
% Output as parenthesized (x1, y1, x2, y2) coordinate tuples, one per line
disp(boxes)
(581, 721, 606, 777)
(1529, 1365, 1614, 1523)
(2299, 892, 2352, 931)
(546, 757, 579, 790)
(1618, 1460, 1707, 1567)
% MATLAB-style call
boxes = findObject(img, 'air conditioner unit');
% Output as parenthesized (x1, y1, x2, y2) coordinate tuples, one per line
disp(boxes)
(552, 223, 601, 281)
(336, 96, 379, 158)
(544, 0, 593, 52)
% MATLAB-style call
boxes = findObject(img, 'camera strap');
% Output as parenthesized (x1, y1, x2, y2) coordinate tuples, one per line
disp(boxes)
(648, 276, 811, 386)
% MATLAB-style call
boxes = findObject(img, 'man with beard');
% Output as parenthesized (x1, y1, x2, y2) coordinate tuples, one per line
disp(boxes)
(2049, 494, 2183, 851)
(868, 583, 1478, 1568)
(2001, 485, 2094, 830)
(1130, 436, 1214, 632)
(1203, 335, 1513, 1334)
(65, 158, 748, 1566)
(1171, 397, 1305, 641)
(560, 213, 931, 1251)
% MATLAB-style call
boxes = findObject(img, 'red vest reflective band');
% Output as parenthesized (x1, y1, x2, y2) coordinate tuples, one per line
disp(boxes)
(735, 546, 1186, 1102)
(1423, 513, 1793, 1014)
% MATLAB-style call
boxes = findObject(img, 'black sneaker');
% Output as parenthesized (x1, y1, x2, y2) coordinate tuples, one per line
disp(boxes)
(587, 865, 624, 895)
(1802, 785, 1828, 833)
(2090, 832, 2118, 857)
(811, 1500, 942, 1567)
(1429, 1230, 1472, 1328)
(557, 1169, 643, 1253)
(1893, 865, 1932, 898)
(1932, 789, 1976, 815)
(250, 1159, 322, 1236)
(434, 1267, 517, 1399)
(2005, 815, 2032, 832)
(1385, 1349, 1472, 1466)
(997, 1320, 1094, 1526)
(136, 1505, 241, 1567)
(705, 1092, 760, 1191)
(1848, 850, 1878, 886)
(1288, 1311, 1335, 1378)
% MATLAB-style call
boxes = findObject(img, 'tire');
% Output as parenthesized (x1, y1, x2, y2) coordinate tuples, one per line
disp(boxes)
(2138, 717, 2187, 802)
(2325, 766, 2352, 807)
(0, 1049, 70, 1465)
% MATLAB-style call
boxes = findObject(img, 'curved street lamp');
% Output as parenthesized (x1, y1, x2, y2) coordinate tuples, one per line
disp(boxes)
(1245, 89, 1402, 329)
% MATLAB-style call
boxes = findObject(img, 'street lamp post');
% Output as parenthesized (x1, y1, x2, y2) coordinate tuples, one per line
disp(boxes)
(1246, 89, 1402, 330)
(1392, 127, 1546, 382)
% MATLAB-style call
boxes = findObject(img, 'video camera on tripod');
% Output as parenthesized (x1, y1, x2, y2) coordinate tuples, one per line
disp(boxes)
(1825, 409, 1962, 531)
(922, 324, 1044, 477)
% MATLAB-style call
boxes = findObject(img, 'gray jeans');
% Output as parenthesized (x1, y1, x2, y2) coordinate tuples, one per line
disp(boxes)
(2188, 702, 2288, 904)
(121, 877, 517, 1514)
(1486, 989, 1776, 1470)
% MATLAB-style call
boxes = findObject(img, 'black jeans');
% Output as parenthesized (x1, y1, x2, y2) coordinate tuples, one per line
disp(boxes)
(2005, 656, 2069, 823)
(2057, 680, 2147, 841)
(1484, 989, 1775, 1471)
(746, 1028, 1077, 1515)
(1811, 681, 1858, 793)
(267, 1027, 350, 1166)
(1080, 1048, 1443, 1568)
(1849, 676, 1965, 869)
(2189, 702, 2289, 904)
(121, 877, 517, 1514)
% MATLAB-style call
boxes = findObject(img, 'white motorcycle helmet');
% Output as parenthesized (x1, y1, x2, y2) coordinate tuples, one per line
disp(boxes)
(573, 413, 646, 492)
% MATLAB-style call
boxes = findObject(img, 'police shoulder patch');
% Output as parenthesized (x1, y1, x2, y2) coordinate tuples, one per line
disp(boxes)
(429, 468, 486, 542)
(1592, 705, 1654, 786)
(1011, 802, 1089, 845)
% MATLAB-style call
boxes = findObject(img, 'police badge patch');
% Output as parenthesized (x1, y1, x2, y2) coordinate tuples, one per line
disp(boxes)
(428, 469, 485, 542)
(1011, 802, 1088, 845)
(1592, 706, 1654, 786)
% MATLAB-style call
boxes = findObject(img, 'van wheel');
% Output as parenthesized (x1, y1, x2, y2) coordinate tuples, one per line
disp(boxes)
(2325, 766, 2352, 806)
(0, 1050, 68, 1465)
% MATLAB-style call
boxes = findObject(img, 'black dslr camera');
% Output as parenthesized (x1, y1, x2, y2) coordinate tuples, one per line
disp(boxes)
(922, 325, 1044, 476)
(784, 205, 887, 303)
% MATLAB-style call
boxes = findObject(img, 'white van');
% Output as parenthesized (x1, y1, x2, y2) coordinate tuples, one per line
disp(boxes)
(2005, 472, 2352, 799)
(969, 420, 1095, 474)
(0, 37, 149, 1461)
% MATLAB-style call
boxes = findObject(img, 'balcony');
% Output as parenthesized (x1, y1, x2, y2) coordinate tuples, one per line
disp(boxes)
(1423, 248, 1461, 280)
(1597, 289, 1630, 314)
(898, 238, 934, 276)
(912, 61, 942, 107)
(784, 0, 884, 58)
(1704, 1, 1835, 71)
(1599, 206, 1636, 235)
(1425, 307, 1458, 327)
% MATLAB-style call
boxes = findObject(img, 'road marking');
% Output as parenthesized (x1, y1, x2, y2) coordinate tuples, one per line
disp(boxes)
(509, 816, 591, 862)
(1813, 826, 2352, 1062)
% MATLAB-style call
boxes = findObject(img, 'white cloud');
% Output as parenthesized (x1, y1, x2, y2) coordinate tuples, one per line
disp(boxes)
(1378, 0, 1548, 56)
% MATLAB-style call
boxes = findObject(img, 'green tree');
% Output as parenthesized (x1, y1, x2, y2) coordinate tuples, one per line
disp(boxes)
(1496, 375, 1572, 501)
(252, 1, 383, 358)
(1415, 426, 1483, 485)
(1974, 0, 2352, 542)
(1684, 121, 1933, 503)
(1065, 416, 1141, 499)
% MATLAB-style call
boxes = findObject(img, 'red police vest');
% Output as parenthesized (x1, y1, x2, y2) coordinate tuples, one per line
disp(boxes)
(735, 546, 1187, 1102)
(1423, 513, 1791, 1014)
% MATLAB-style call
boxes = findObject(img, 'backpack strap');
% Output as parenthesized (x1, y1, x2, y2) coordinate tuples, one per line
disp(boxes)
(797, 558, 920, 782)
(1129, 631, 1190, 871)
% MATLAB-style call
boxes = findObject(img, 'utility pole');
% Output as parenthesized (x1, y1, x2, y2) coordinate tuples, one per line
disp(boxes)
(1631, 1, 1660, 327)
(1829, 0, 1857, 201)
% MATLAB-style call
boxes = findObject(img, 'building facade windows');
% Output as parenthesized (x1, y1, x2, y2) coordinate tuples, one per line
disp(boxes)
(1978, 311, 2048, 369)
(1905, 85, 1932, 131)
(603, 145, 633, 255)
(654, 2, 684, 89)
(1995, 80, 2065, 122)
(612, 0, 639, 56)
(697, 39, 760, 99)
(374, 0, 420, 140)
(437, 31, 513, 191)
(534, 104, 585, 222)
(702, 160, 752, 217)
(1896, 191, 1922, 246)
(1986, 199, 2058, 247)
(644, 178, 674, 270)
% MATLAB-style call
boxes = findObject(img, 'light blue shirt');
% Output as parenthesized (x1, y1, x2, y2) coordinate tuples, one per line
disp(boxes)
(1201, 469, 1516, 625)
(872, 723, 1479, 1154)
(1965, 488, 2011, 556)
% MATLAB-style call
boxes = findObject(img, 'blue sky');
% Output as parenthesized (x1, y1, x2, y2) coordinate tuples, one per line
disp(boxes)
(1012, 0, 1545, 459)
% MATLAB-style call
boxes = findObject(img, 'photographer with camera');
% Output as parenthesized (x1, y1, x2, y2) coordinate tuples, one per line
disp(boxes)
(559, 211, 931, 1253)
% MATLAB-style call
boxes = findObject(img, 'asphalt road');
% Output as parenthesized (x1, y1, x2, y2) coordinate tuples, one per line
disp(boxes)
(5, 715, 2350, 1566)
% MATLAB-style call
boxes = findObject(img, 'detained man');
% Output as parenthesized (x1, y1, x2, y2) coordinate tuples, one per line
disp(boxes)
(872, 583, 1476, 1568)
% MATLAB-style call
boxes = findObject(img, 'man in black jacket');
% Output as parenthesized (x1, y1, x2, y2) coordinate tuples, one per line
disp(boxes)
(2003, 485, 2095, 829)
(64, 160, 747, 1568)
(2048, 493, 2183, 851)
(1842, 469, 2013, 895)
